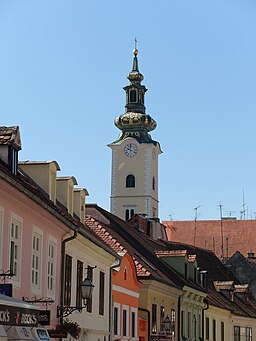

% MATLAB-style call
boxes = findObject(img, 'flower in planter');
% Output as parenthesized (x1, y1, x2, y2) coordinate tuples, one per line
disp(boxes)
(59, 319, 81, 339)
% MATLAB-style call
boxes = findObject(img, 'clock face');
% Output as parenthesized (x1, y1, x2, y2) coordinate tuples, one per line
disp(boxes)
(124, 143, 138, 157)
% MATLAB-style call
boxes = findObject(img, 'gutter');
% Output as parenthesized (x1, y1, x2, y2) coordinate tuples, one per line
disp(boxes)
(108, 258, 122, 341)
(60, 230, 78, 324)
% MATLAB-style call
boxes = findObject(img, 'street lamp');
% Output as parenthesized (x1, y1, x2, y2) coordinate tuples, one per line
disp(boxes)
(57, 277, 94, 318)
(162, 316, 171, 334)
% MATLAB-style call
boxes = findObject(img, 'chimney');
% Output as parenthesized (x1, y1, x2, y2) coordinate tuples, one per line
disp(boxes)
(56, 176, 77, 215)
(74, 188, 89, 222)
(0, 126, 21, 175)
(19, 161, 60, 204)
(247, 251, 255, 259)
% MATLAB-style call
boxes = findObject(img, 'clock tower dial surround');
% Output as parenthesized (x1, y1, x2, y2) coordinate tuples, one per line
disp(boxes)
(108, 48, 162, 221)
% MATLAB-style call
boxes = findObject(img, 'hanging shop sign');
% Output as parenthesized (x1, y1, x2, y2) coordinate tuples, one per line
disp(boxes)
(38, 311, 50, 326)
(0, 304, 39, 327)
(0, 284, 12, 297)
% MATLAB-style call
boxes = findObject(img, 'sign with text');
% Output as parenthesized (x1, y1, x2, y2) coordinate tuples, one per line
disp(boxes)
(0, 304, 39, 326)
(38, 310, 50, 326)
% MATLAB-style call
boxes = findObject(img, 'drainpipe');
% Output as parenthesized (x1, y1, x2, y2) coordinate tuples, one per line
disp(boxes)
(139, 307, 150, 341)
(109, 258, 122, 341)
(60, 230, 78, 324)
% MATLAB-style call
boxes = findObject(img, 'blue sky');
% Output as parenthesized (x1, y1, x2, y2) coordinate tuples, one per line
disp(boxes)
(1, 1, 256, 221)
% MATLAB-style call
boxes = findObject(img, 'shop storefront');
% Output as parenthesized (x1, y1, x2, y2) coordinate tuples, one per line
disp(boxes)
(0, 294, 50, 341)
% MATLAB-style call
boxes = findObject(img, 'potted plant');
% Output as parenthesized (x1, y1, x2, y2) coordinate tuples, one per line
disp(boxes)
(58, 319, 81, 339)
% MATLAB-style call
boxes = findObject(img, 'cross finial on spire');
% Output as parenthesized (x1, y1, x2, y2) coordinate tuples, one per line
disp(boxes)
(135, 36, 137, 50)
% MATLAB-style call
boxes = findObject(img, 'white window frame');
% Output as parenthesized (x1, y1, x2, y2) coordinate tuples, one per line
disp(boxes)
(0, 207, 4, 269)
(130, 307, 138, 340)
(113, 303, 120, 338)
(31, 227, 43, 293)
(122, 305, 129, 338)
(9, 213, 23, 286)
(47, 236, 57, 298)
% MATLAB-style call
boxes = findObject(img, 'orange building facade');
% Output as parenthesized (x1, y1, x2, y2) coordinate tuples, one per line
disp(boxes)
(112, 253, 142, 341)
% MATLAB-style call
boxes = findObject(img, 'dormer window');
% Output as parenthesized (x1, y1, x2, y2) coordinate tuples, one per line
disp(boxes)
(8, 146, 18, 175)
(129, 89, 137, 103)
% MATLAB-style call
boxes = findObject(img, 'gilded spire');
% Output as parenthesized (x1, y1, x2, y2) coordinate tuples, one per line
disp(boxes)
(112, 46, 157, 145)
(127, 47, 144, 84)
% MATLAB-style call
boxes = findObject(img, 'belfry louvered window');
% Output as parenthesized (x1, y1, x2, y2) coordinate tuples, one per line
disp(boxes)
(126, 175, 135, 188)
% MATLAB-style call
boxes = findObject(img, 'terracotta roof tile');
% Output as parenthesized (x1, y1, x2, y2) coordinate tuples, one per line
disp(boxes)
(0, 126, 21, 149)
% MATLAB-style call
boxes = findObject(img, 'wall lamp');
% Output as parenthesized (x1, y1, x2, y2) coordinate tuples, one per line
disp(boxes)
(162, 315, 172, 334)
(57, 277, 94, 318)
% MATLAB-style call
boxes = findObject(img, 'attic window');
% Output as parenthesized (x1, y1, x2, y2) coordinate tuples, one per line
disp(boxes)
(124, 267, 127, 280)
(8, 146, 18, 175)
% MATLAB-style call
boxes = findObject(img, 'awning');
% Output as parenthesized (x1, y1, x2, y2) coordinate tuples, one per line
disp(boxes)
(0, 325, 7, 340)
(0, 295, 40, 327)
(3, 326, 34, 341)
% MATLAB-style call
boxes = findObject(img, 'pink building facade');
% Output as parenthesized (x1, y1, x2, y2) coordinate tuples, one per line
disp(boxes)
(0, 177, 68, 328)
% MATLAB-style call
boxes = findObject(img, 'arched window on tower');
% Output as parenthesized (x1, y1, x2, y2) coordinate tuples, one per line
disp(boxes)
(129, 89, 137, 103)
(125, 208, 135, 221)
(152, 177, 155, 191)
(126, 174, 135, 188)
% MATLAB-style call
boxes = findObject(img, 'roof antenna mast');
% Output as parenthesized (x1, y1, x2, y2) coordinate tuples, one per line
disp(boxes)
(193, 205, 201, 245)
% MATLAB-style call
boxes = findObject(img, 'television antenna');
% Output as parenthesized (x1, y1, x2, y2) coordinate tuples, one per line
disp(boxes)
(193, 205, 201, 245)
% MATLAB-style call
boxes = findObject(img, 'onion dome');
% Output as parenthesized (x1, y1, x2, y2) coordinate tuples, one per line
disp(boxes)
(112, 48, 158, 144)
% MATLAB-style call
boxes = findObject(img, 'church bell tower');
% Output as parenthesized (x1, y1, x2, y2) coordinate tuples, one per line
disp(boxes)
(108, 48, 162, 221)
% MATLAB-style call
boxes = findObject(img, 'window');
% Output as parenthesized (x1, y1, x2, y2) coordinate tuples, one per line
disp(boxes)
(86, 265, 93, 313)
(10, 217, 22, 281)
(206, 317, 209, 340)
(76, 260, 83, 307)
(221, 321, 225, 341)
(160, 305, 165, 328)
(131, 311, 136, 338)
(125, 208, 135, 221)
(8, 146, 18, 175)
(126, 175, 135, 188)
(181, 311, 184, 338)
(184, 263, 188, 278)
(122, 308, 128, 336)
(129, 89, 137, 103)
(113, 305, 120, 337)
(198, 314, 201, 339)
(171, 309, 176, 335)
(32, 232, 42, 290)
(64, 255, 72, 306)
(99, 271, 105, 315)
(152, 303, 157, 334)
(152, 177, 155, 190)
(234, 326, 240, 341)
(246, 327, 252, 341)
(187, 312, 191, 339)
(212, 319, 216, 341)
(193, 315, 196, 339)
(47, 240, 56, 296)
(0, 208, 3, 269)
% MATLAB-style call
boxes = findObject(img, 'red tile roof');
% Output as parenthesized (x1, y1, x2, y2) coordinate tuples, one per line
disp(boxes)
(163, 219, 256, 259)
(0, 126, 21, 149)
